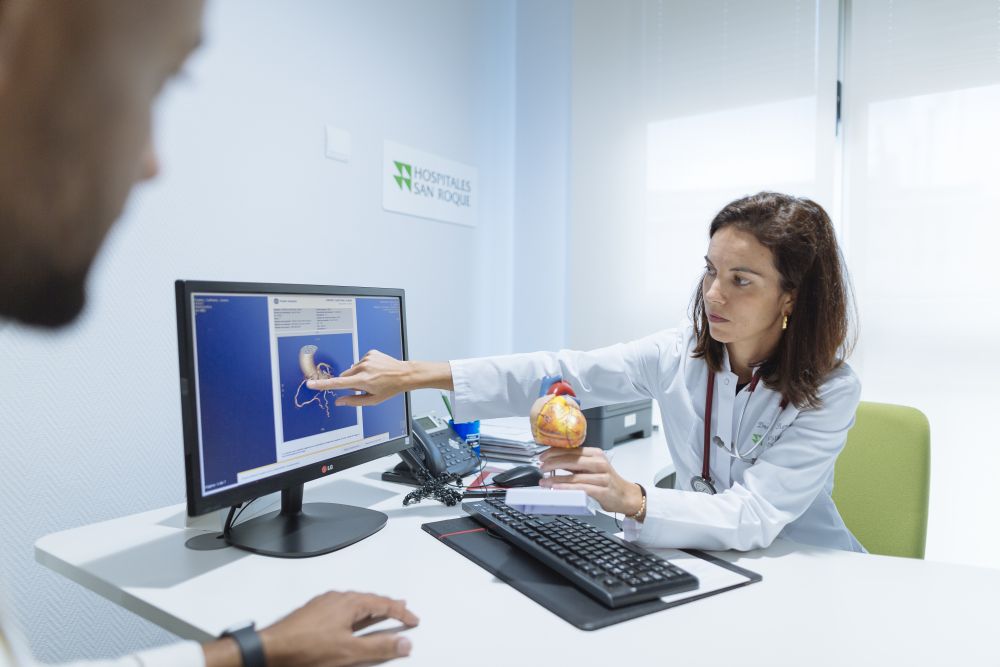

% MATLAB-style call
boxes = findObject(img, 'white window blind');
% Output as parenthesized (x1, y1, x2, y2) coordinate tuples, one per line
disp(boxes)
(570, 0, 838, 349)
(842, 0, 1000, 567)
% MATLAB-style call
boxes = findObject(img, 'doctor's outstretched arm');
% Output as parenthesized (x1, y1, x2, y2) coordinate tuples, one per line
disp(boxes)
(305, 333, 684, 520)
(306, 350, 453, 405)
(307, 330, 682, 421)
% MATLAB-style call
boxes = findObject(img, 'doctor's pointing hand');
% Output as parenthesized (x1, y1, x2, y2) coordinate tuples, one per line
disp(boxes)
(309, 192, 864, 554)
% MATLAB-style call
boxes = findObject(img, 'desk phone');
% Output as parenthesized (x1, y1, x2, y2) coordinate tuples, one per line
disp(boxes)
(384, 414, 480, 485)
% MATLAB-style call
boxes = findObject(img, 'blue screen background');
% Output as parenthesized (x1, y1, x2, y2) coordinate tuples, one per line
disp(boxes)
(192, 293, 406, 495)
(357, 297, 407, 440)
(194, 295, 277, 491)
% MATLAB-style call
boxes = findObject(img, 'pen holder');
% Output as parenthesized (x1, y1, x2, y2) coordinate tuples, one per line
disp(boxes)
(449, 419, 481, 458)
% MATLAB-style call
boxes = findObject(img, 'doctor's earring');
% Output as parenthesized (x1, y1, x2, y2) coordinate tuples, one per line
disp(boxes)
(782, 315, 788, 331)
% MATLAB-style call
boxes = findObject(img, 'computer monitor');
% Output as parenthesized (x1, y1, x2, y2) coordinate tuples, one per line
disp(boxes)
(174, 280, 412, 558)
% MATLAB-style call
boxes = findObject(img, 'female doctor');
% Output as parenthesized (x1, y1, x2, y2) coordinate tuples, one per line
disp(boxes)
(311, 191, 864, 553)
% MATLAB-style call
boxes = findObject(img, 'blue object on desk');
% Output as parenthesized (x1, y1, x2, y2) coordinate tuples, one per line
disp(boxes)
(449, 419, 481, 457)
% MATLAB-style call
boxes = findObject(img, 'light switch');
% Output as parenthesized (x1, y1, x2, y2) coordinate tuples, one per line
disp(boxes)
(325, 125, 351, 162)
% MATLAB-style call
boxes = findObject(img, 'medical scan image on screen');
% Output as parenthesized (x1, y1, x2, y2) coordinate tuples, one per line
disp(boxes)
(278, 333, 358, 440)
(190, 292, 406, 496)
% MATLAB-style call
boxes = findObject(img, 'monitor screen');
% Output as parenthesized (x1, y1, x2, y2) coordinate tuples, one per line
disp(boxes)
(176, 281, 411, 517)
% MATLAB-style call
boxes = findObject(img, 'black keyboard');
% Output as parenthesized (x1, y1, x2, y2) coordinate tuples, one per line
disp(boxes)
(464, 498, 698, 607)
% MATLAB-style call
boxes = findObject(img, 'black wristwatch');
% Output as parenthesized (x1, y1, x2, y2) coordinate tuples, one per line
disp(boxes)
(220, 622, 268, 667)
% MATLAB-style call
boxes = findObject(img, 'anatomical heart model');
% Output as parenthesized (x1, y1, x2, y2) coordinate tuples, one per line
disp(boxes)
(529, 376, 587, 447)
(505, 375, 594, 515)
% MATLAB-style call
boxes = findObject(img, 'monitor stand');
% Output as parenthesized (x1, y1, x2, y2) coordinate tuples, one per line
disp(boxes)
(224, 484, 387, 558)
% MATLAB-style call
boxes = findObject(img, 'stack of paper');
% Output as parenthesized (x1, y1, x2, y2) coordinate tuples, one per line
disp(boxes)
(478, 416, 546, 463)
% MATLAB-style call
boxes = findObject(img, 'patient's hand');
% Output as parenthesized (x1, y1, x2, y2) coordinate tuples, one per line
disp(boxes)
(260, 590, 419, 667)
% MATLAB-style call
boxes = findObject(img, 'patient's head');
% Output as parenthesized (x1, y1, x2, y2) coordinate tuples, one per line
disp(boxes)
(0, 0, 203, 327)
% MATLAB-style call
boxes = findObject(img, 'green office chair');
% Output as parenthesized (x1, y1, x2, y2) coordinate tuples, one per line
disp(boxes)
(833, 401, 931, 559)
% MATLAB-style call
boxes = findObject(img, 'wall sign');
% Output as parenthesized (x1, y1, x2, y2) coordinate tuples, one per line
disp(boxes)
(382, 140, 478, 227)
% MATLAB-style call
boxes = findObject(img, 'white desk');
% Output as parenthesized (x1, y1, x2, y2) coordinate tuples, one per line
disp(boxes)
(36, 436, 1000, 666)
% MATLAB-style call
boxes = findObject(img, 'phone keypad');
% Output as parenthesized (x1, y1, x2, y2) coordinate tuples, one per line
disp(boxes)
(437, 440, 477, 475)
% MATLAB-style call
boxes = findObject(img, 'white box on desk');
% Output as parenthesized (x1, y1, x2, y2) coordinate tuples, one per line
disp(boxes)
(504, 488, 599, 515)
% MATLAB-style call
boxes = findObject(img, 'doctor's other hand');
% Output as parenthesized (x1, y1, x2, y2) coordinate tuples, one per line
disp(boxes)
(256, 590, 419, 667)
(305, 350, 454, 407)
(538, 446, 644, 517)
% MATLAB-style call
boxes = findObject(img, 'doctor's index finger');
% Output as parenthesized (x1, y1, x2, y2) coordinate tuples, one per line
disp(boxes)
(339, 362, 365, 378)
(306, 376, 359, 391)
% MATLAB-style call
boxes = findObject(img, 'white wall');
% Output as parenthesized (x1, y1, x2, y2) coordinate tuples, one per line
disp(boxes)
(511, 0, 572, 353)
(0, 0, 515, 660)
(568, 1, 651, 350)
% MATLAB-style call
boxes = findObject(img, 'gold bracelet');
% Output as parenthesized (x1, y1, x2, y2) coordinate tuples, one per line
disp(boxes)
(626, 483, 647, 522)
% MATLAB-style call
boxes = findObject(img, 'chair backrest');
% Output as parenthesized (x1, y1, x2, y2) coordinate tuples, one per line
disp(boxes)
(833, 401, 930, 558)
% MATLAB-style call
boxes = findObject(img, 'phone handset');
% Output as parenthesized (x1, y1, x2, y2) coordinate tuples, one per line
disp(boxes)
(398, 427, 447, 476)
(407, 414, 479, 477)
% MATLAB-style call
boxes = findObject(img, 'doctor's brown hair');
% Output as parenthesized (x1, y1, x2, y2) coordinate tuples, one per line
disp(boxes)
(690, 192, 856, 410)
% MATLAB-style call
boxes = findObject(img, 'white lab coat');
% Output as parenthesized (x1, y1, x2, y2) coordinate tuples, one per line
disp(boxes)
(450, 324, 865, 553)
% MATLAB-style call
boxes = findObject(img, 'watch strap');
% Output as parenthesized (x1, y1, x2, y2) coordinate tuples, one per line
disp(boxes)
(221, 624, 268, 667)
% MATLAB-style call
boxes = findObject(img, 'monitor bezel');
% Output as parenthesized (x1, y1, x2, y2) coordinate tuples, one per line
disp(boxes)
(175, 280, 413, 517)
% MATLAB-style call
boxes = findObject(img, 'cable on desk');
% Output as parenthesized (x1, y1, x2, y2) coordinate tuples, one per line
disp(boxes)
(222, 498, 259, 537)
(461, 451, 505, 499)
(400, 446, 513, 506)
(231, 498, 258, 526)
(401, 468, 464, 506)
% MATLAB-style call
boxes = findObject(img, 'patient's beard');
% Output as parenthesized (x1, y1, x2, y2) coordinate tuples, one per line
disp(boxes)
(0, 265, 88, 329)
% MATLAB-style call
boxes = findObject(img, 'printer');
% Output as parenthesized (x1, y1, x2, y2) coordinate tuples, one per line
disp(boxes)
(582, 399, 653, 449)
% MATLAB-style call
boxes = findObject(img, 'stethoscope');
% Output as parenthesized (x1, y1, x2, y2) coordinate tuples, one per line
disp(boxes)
(690, 368, 789, 495)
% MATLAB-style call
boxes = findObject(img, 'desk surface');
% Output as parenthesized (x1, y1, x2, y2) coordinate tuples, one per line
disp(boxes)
(36, 436, 1000, 666)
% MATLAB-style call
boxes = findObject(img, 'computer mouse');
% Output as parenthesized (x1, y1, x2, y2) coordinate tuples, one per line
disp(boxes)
(492, 465, 543, 488)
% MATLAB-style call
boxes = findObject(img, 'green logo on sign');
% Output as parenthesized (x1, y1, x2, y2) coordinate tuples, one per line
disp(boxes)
(393, 161, 412, 191)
